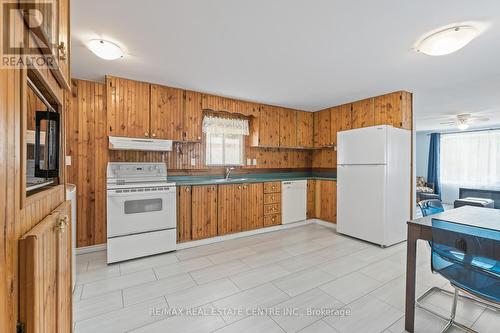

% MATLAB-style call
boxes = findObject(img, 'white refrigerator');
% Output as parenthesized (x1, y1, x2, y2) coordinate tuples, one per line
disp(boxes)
(336, 125, 411, 247)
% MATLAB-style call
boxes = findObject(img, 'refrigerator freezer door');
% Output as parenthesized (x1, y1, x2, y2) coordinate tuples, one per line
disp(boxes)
(337, 126, 387, 165)
(337, 164, 386, 245)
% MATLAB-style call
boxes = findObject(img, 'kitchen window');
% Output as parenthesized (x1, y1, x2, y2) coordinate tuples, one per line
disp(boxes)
(203, 115, 248, 166)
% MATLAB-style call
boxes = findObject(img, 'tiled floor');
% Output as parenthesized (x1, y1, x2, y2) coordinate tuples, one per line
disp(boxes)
(74, 223, 499, 333)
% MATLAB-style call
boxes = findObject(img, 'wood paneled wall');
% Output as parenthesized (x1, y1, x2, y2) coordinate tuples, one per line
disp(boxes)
(66, 79, 312, 247)
(65, 79, 108, 247)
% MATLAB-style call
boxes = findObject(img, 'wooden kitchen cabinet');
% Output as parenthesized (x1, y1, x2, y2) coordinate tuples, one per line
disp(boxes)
(19, 201, 72, 333)
(202, 94, 235, 113)
(184, 90, 203, 141)
(218, 184, 243, 235)
(257, 105, 280, 147)
(330, 103, 352, 145)
(241, 183, 264, 231)
(106, 76, 151, 138)
(150, 84, 184, 140)
(351, 98, 375, 129)
(315, 180, 337, 223)
(263, 181, 282, 226)
(374, 91, 412, 130)
(177, 186, 192, 242)
(314, 108, 332, 147)
(55, 0, 71, 89)
(307, 179, 316, 218)
(296, 111, 314, 148)
(191, 185, 218, 240)
(279, 108, 297, 147)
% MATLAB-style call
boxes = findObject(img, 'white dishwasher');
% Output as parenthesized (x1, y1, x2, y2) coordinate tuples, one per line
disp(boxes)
(281, 180, 307, 224)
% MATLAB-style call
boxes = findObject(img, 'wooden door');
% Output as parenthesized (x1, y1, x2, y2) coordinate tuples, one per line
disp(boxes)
(184, 90, 203, 141)
(351, 98, 374, 129)
(19, 201, 72, 333)
(192, 185, 218, 240)
(241, 183, 264, 231)
(374, 91, 412, 130)
(258, 105, 280, 147)
(279, 108, 297, 147)
(150, 84, 184, 140)
(296, 111, 313, 148)
(217, 184, 242, 235)
(177, 186, 192, 242)
(314, 108, 331, 147)
(56, 0, 70, 89)
(106, 76, 151, 138)
(307, 179, 316, 218)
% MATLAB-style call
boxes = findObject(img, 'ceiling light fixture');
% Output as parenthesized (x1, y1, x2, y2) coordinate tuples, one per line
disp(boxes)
(87, 39, 124, 60)
(415, 25, 480, 56)
(457, 120, 470, 131)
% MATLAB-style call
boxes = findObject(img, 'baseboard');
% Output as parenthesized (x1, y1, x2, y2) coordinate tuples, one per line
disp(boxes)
(75, 219, 337, 254)
(75, 243, 107, 255)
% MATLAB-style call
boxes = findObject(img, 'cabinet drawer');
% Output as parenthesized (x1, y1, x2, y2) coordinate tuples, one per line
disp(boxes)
(264, 182, 281, 193)
(264, 203, 280, 215)
(264, 214, 281, 227)
(264, 193, 280, 204)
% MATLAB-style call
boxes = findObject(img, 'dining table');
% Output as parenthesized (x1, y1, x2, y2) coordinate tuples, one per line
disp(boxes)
(405, 205, 500, 332)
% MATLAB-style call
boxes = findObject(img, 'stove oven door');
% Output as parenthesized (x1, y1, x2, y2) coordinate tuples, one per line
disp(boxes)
(107, 187, 176, 238)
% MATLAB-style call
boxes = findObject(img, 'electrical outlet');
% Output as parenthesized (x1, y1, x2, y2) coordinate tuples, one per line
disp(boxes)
(247, 158, 252, 166)
(252, 159, 257, 166)
(190, 158, 196, 166)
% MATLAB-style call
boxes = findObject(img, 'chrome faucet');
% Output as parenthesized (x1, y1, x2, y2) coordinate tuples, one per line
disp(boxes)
(225, 167, 235, 180)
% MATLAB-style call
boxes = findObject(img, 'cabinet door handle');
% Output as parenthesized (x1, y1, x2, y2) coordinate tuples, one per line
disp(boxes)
(144, 132, 149, 137)
(152, 133, 157, 138)
(185, 188, 190, 192)
(58, 42, 67, 61)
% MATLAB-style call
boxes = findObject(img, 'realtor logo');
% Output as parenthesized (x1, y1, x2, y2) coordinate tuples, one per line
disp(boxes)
(1, 0, 57, 68)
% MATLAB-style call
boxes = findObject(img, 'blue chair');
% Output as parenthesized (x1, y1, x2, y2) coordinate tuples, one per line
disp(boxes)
(418, 199, 444, 217)
(416, 218, 500, 332)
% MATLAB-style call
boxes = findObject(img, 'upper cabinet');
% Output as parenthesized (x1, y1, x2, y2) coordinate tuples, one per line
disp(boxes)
(257, 105, 280, 147)
(351, 98, 375, 129)
(314, 108, 331, 148)
(279, 108, 297, 147)
(150, 84, 184, 140)
(55, 0, 70, 89)
(106, 76, 151, 138)
(296, 111, 314, 148)
(374, 91, 412, 130)
(106, 77, 203, 141)
(330, 103, 352, 146)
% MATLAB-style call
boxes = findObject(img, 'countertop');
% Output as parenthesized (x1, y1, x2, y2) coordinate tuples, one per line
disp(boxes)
(168, 172, 336, 186)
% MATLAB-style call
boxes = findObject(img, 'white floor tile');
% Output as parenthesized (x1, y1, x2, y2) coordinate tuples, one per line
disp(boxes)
(324, 294, 403, 333)
(74, 297, 167, 333)
(190, 260, 250, 285)
(123, 273, 196, 306)
(213, 283, 289, 324)
(166, 278, 240, 309)
(270, 288, 344, 333)
(76, 263, 120, 285)
(81, 269, 157, 299)
(154, 257, 213, 279)
(358, 258, 406, 283)
(175, 243, 227, 261)
(214, 315, 284, 333)
(73, 290, 123, 322)
(277, 251, 330, 273)
(130, 312, 226, 333)
(317, 256, 369, 278)
(230, 264, 290, 290)
(472, 308, 500, 333)
(207, 247, 257, 264)
(319, 272, 382, 304)
(298, 319, 339, 333)
(119, 252, 179, 275)
(242, 249, 293, 268)
(273, 269, 336, 297)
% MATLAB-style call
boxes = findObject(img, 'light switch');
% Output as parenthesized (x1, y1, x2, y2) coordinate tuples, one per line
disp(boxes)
(247, 158, 252, 166)
(252, 159, 257, 166)
(65, 155, 72, 166)
(190, 158, 196, 166)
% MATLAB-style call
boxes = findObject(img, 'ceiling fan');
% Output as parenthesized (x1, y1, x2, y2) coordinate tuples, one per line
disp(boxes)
(439, 113, 489, 130)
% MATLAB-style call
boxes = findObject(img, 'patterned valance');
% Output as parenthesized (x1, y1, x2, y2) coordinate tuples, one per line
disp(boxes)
(202, 116, 249, 136)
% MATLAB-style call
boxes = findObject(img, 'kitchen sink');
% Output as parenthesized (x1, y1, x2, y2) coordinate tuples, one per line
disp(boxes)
(213, 178, 249, 183)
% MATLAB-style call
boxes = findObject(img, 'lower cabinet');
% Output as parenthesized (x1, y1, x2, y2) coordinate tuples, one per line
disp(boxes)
(315, 180, 337, 223)
(177, 186, 192, 242)
(241, 183, 264, 231)
(19, 201, 72, 333)
(192, 185, 218, 240)
(217, 184, 243, 235)
(307, 179, 316, 219)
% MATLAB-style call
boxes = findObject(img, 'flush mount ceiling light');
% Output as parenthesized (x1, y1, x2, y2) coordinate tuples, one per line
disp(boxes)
(415, 25, 480, 56)
(457, 120, 470, 130)
(87, 39, 124, 60)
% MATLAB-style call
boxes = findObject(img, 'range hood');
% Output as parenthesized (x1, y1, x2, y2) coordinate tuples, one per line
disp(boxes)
(108, 136, 173, 151)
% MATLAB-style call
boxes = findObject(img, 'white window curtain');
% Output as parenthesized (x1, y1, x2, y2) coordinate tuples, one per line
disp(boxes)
(440, 129, 500, 203)
(203, 116, 248, 166)
(202, 116, 249, 136)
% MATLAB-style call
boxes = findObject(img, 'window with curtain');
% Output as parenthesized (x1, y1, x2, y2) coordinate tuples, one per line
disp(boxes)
(203, 115, 248, 166)
(440, 129, 500, 188)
